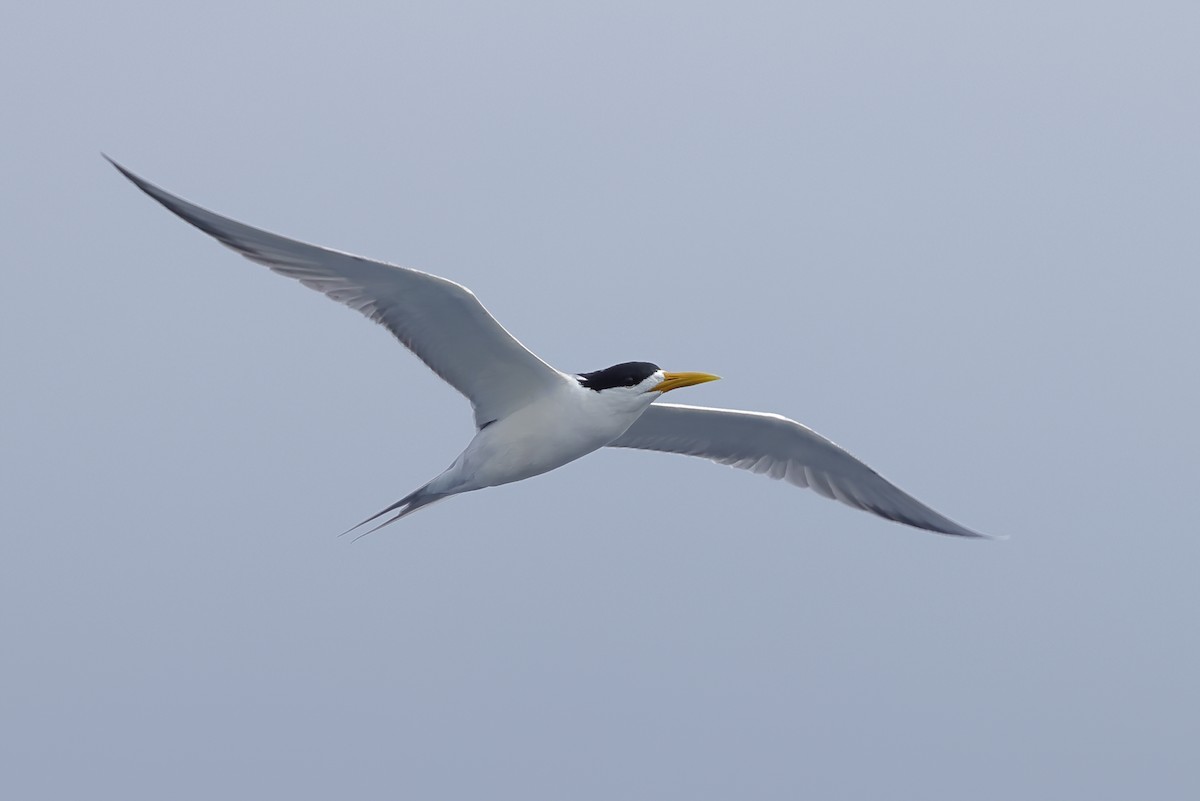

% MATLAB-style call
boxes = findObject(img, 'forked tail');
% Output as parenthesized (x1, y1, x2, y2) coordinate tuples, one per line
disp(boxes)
(339, 485, 449, 541)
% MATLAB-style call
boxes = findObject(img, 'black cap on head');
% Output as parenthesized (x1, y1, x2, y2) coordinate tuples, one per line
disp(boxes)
(577, 361, 660, 391)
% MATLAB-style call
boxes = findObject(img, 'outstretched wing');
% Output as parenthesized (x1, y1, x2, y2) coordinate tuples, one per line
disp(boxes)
(108, 157, 563, 428)
(610, 402, 993, 538)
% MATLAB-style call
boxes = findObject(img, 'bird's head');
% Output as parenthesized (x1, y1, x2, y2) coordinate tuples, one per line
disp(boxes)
(576, 361, 720, 400)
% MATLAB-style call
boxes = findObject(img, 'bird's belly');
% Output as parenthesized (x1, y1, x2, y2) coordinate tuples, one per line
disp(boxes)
(459, 398, 637, 489)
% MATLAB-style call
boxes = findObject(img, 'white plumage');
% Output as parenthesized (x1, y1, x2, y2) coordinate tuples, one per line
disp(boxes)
(108, 157, 993, 539)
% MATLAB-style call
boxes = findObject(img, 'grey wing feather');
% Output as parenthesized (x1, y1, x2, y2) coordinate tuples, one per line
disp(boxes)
(610, 402, 994, 538)
(107, 157, 562, 428)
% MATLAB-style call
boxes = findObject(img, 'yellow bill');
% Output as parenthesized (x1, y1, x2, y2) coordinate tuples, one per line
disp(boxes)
(655, 371, 721, 394)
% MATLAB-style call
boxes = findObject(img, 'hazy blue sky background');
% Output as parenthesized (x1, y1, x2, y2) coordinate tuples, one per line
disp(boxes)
(3, 2, 1198, 798)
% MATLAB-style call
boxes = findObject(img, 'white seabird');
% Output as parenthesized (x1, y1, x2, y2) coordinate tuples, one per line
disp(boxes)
(108, 157, 993, 539)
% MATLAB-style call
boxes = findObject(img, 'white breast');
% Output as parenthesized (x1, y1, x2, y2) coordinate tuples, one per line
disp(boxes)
(445, 375, 656, 492)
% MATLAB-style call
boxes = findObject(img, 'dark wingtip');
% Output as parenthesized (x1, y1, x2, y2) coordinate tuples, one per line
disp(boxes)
(940, 523, 1005, 540)
(102, 152, 127, 175)
(103, 154, 150, 191)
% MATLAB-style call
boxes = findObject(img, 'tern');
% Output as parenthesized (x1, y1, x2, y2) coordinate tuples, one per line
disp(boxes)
(108, 157, 993, 539)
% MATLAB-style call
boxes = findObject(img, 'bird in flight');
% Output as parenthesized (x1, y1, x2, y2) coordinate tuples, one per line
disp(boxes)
(108, 157, 993, 539)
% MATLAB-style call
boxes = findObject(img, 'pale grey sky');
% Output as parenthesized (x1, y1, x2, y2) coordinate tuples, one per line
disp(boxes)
(3, 2, 1198, 799)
